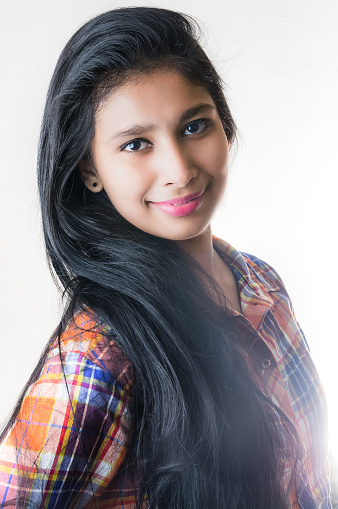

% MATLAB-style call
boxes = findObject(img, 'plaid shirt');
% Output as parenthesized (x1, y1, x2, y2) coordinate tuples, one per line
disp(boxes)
(0, 237, 336, 508)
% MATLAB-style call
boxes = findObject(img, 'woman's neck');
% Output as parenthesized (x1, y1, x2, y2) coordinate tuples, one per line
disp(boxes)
(176, 225, 216, 277)
(176, 226, 242, 313)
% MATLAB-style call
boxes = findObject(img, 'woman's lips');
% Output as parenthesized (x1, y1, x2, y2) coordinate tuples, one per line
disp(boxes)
(153, 191, 204, 206)
(150, 191, 205, 217)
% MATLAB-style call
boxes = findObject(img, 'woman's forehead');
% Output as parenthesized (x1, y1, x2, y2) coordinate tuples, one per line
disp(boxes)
(94, 69, 214, 133)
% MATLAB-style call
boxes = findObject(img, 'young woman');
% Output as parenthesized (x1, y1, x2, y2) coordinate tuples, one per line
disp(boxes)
(0, 7, 335, 509)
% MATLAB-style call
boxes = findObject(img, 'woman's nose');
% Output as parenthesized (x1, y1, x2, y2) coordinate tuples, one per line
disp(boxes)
(159, 140, 198, 187)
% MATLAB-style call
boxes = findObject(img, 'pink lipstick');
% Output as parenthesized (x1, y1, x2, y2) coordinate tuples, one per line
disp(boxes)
(150, 191, 204, 217)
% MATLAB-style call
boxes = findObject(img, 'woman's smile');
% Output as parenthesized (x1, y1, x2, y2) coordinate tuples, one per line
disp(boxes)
(84, 69, 229, 245)
(150, 190, 205, 217)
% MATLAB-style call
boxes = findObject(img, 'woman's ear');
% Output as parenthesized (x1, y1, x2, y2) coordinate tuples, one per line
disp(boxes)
(78, 159, 104, 193)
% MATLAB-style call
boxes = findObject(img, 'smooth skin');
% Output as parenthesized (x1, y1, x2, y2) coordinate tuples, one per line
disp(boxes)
(82, 70, 241, 312)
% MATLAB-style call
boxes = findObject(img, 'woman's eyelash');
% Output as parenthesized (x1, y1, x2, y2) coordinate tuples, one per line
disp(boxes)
(182, 118, 211, 136)
(119, 118, 211, 152)
(120, 138, 152, 152)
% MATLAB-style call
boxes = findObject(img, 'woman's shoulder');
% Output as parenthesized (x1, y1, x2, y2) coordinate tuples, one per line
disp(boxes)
(48, 306, 132, 389)
(240, 251, 286, 291)
(213, 236, 286, 292)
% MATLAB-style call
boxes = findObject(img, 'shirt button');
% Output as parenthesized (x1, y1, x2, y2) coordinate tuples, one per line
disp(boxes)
(261, 357, 272, 369)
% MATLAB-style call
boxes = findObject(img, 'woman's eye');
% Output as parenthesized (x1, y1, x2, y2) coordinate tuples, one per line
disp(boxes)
(182, 119, 209, 136)
(120, 139, 152, 152)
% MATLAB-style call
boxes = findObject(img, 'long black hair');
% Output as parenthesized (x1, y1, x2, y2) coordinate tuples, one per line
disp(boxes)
(2, 7, 298, 508)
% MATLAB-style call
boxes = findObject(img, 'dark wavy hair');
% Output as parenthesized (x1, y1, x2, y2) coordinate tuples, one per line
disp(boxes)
(2, 7, 298, 508)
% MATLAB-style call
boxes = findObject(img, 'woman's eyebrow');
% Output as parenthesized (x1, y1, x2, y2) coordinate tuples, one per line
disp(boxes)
(109, 124, 154, 142)
(108, 103, 216, 142)
(179, 103, 215, 123)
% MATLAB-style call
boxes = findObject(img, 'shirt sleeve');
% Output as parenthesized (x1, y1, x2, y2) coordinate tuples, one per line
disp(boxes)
(0, 340, 132, 508)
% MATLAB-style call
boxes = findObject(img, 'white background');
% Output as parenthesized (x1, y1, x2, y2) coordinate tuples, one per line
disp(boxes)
(1, 0, 337, 457)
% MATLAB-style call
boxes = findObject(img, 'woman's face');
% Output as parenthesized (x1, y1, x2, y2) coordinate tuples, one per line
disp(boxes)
(86, 69, 229, 243)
